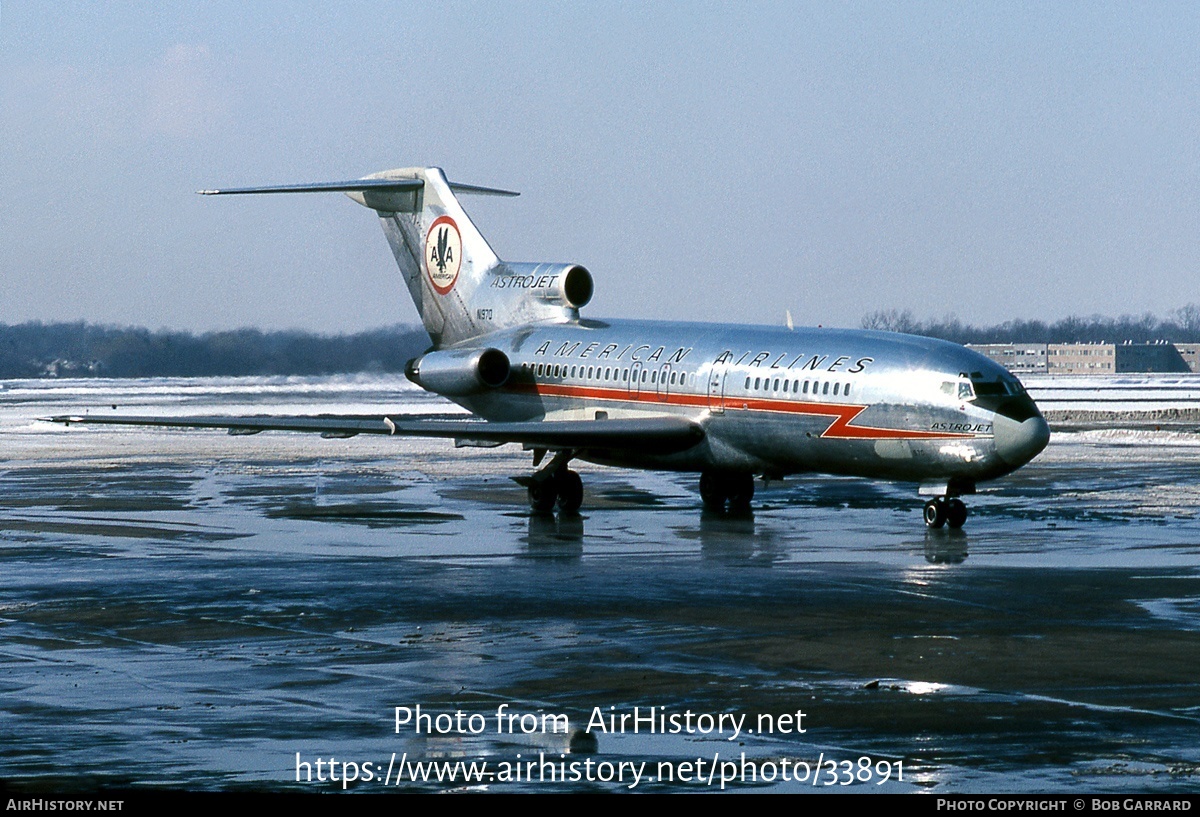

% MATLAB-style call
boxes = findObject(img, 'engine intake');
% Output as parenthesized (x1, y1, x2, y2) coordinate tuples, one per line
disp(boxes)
(405, 347, 511, 395)
(495, 263, 594, 309)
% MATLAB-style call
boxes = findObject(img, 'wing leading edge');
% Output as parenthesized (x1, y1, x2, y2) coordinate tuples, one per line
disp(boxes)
(44, 414, 705, 454)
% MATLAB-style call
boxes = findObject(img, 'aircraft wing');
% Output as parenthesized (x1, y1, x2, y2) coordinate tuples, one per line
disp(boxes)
(45, 413, 705, 454)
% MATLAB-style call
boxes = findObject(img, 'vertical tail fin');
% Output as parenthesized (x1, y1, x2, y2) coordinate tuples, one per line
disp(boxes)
(200, 167, 592, 349)
(350, 167, 506, 348)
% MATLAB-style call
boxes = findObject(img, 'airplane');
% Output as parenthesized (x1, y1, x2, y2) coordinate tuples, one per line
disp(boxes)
(50, 167, 1050, 529)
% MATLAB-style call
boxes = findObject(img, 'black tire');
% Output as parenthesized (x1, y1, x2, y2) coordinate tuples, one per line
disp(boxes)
(556, 469, 584, 514)
(946, 498, 968, 529)
(699, 470, 726, 511)
(528, 478, 558, 514)
(727, 472, 755, 513)
(924, 499, 947, 529)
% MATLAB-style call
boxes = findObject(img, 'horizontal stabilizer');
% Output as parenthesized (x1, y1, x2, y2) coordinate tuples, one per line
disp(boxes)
(197, 179, 423, 196)
(445, 181, 520, 197)
(44, 414, 704, 455)
(197, 178, 518, 197)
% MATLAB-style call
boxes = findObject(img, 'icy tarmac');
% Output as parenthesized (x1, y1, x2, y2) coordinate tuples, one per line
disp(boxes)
(2, 377, 1200, 793)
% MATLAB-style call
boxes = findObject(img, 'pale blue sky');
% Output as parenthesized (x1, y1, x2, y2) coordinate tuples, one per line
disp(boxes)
(3, 2, 1198, 332)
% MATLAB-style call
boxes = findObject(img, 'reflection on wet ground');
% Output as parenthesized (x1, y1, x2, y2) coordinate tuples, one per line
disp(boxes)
(2, 416, 1200, 791)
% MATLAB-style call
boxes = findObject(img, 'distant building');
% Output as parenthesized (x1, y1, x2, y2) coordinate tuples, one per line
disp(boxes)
(1175, 343, 1200, 373)
(1047, 343, 1115, 374)
(1046, 342, 1189, 375)
(970, 342, 1192, 375)
(966, 343, 1048, 373)
(1112, 341, 1191, 373)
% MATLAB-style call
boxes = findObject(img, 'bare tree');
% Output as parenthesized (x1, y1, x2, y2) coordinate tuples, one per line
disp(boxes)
(1171, 304, 1200, 337)
(860, 309, 918, 334)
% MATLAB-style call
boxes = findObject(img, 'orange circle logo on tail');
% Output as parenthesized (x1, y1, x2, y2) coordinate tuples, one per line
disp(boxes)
(425, 215, 462, 294)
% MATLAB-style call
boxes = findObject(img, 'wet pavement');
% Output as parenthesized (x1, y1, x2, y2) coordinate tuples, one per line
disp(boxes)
(2, 379, 1200, 793)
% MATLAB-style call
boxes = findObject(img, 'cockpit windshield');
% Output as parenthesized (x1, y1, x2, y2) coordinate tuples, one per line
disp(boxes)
(942, 372, 1026, 403)
(969, 372, 1026, 398)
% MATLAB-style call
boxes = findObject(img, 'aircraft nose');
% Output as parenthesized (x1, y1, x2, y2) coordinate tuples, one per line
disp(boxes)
(993, 412, 1050, 467)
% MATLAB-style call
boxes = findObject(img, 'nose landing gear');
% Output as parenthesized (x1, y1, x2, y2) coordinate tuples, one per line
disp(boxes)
(923, 497, 968, 529)
(699, 470, 755, 514)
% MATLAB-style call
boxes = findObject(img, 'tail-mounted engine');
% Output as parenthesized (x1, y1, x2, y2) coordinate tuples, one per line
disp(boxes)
(405, 347, 511, 396)
(493, 263, 594, 309)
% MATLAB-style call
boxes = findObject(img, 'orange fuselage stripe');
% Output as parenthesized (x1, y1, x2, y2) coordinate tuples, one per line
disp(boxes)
(504, 382, 975, 440)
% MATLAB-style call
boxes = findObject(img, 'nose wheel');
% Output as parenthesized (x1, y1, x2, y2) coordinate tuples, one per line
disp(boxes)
(923, 497, 968, 529)
(699, 470, 755, 514)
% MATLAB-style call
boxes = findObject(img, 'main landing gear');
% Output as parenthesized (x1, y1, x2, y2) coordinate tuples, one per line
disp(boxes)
(523, 450, 583, 515)
(923, 497, 968, 529)
(699, 470, 755, 514)
(528, 468, 583, 514)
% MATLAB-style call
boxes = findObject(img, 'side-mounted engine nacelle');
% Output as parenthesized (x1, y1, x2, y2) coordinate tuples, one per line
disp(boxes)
(493, 263, 594, 310)
(405, 348, 511, 396)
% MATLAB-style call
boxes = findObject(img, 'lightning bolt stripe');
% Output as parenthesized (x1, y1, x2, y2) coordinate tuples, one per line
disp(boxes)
(505, 382, 978, 440)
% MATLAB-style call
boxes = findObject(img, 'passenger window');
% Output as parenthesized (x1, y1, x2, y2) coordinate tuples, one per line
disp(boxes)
(651, 371, 657, 384)
(803, 381, 809, 394)
(642, 370, 648, 382)
(833, 383, 840, 396)
(844, 383, 851, 397)
(754, 377, 761, 389)
(745, 377, 751, 389)
(774, 378, 780, 391)
(823, 382, 830, 395)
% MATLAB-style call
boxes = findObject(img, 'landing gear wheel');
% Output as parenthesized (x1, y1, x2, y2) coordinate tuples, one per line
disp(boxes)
(946, 498, 968, 529)
(726, 472, 755, 514)
(923, 498, 947, 529)
(556, 469, 583, 514)
(699, 471, 755, 513)
(528, 478, 558, 514)
(700, 471, 726, 511)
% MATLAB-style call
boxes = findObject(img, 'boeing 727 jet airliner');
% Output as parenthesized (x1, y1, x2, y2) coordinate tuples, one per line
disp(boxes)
(52, 167, 1050, 528)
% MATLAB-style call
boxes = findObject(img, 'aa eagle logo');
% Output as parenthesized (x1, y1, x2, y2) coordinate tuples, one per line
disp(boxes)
(425, 215, 462, 294)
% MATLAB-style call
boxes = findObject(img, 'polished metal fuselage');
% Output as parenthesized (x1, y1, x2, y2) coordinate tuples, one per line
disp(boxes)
(450, 318, 1046, 485)
(199, 167, 1048, 489)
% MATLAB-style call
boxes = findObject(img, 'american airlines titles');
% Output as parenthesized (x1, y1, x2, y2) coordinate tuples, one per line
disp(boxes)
(531, 340, 873, 374)
(532, 340, 691, 364)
